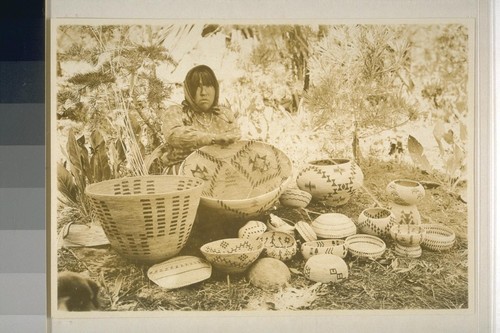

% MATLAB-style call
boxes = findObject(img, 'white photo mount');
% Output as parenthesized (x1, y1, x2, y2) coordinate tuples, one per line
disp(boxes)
(46, 1, 494, 332)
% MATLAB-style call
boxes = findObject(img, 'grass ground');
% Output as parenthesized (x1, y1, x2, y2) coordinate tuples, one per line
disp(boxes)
(57, 158, 468, 311)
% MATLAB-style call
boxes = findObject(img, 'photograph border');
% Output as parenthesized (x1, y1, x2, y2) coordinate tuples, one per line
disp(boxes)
(46, 1, 494, 332)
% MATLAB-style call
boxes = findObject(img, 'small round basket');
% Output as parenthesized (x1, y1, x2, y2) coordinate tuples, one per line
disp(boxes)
(200, 238, 264, 274)
(345, 234, 386, 258)
(311, 213, 356, 239)
(238, 220, 267, 239)
(180, 140, 292, 220)
(258, 231, 297, 261)
(279, 188, 312, 208)
(303, 254, 348, 283)
(301, 239, 347, 260)
(390, 224, 426, 247)
(386, 179, 425, 205)
(85, 175, 204, 263)
(421, 224, 456, 251)
(356, 207, 395, 238)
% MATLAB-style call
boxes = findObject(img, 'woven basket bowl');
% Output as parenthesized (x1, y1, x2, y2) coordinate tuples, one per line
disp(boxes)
(311, 213, 357, 239)
(390, 224, 426, 247)
(238, 220, 267, 239)
(258, 231, 297, 261)
(356, 207, 396, 238)
(345, 234, 386, 258)
(386, 179, 425, 205)
(279, 188, 312, 208)
(421, 224, 456, 251)
(394, 243, 422, 258)
(301, 239, 347, 260)
(200, 238, 264, 274)
(303, 254, 348, 283)
(85, 175, 204, 263)
(180, 140, 293, 220)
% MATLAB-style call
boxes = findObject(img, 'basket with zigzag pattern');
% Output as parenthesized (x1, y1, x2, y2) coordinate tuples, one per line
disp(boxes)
(180, 140, 293, 220)
(200, 238, 264, 273)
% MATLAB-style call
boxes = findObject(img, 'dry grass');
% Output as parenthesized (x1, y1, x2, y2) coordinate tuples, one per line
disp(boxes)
(57, 158, 469, 311)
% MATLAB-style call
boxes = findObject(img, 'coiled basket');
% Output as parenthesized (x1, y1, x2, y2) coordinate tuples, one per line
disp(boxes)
(85, 175, 204, 263)
(179, 140, 293, 220)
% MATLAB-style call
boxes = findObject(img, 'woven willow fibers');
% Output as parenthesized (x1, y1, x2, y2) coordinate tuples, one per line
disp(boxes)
(180, 141, 292, 219)
(85, 175, 204, 263)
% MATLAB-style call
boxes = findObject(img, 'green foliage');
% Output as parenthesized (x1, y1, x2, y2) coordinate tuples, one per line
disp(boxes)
(306, 25, 417, 138)
(57, 128, 120, 223)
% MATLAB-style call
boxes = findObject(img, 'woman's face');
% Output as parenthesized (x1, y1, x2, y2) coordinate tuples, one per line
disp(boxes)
(194, 85, 215, 112)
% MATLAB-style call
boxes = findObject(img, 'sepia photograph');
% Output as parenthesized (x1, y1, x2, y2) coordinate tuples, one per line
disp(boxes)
(50, 19, 474, 316)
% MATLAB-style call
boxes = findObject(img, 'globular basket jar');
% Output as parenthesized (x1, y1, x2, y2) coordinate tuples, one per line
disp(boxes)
(258, 231, 297, 261)
(301, 239, 347, 260)
(386, 179, 425, 206)
(296, 159, 364, 207)
(389, 224, 426, 247)
(421, 224, 456, 251)
(85, 175, 204, 263)
(279, 188, 312, 208)
(303, 254, 348, 283)
(311, 213, 357, 239)
(356, 207, 396, 238)
(388, 202, 422, 225)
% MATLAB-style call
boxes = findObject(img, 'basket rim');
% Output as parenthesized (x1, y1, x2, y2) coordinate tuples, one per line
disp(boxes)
(85, 175, 205, 198)
(200, 237, 264, 255)
(200, 177, 292, 203)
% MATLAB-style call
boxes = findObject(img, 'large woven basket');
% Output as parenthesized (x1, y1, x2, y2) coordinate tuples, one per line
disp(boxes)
(179, 140, 293, 220)
(85, 175, 204, 263)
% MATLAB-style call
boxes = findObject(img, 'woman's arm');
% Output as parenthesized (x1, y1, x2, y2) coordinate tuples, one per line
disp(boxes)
(161, 106, 213, 149)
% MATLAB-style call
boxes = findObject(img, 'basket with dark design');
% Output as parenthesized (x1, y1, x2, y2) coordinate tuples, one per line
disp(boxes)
(85, 175, 204, 263)
(179, 140, 293, 219)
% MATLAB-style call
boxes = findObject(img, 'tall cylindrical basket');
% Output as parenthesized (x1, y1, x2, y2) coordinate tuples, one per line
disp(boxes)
(85, 175, 204, 263)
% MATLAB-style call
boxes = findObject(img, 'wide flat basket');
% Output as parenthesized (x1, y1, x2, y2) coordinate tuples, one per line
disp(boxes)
(180, 140, 293, 220)
(85, 175, 204, 263)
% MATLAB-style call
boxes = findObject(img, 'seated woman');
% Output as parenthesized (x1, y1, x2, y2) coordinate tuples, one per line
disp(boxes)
(161, 64, 241, 174)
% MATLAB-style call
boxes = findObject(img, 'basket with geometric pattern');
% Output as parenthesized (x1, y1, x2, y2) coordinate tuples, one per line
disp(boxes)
(179, 140, 293, 220)
(85, 175, 204, 263)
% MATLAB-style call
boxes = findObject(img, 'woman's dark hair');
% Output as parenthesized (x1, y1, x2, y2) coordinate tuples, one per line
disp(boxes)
(185, 66, 218, 96)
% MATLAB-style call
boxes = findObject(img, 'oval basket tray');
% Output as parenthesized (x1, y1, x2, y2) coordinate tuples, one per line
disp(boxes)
(421, 224, 456, 251)
(345, 234, 386, 258)
(147, 256, 212, 290)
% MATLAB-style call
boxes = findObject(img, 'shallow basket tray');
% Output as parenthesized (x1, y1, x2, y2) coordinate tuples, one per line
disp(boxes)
(179, 140, 292, 220)
(85, 175, 204, 263)
(345, 234, 386, 258)
(421, 224, 456, 251)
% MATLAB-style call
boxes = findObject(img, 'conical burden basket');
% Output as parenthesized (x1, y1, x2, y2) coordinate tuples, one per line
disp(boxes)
(85, 175, 204, 263)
